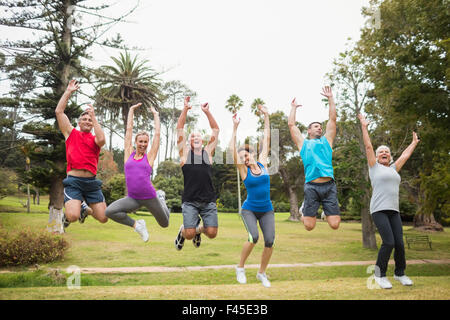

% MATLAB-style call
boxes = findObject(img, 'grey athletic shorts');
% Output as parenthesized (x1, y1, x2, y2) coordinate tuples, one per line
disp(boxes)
(182, 201, 218, 229)
(303, 180, 340, 217)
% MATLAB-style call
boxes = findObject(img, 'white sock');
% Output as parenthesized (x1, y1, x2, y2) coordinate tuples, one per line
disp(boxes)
(195, 225, 202, 234)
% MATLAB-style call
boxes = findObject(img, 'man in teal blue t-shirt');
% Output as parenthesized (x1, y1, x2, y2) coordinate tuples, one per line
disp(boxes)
(288, 86, 341, 231)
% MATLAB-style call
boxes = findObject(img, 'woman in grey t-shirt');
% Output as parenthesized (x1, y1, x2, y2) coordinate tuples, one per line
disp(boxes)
(358, 114, 420, 289)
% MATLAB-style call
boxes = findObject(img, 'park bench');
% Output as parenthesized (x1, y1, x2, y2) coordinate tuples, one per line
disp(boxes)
(405, 235, 432, 250)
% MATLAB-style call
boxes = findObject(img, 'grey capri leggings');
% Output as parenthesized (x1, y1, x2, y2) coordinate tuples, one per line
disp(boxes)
(105, 196, 170, 228)
(240, 209, 275, 248)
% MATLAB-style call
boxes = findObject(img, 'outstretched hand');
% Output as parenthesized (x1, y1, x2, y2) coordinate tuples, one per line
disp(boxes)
(358, 113, 369, 127)
(149, 104, 159, 115)
(291, 98, 302, 109)
(130, 102, 142, 111)
(232, 113, 240, 127)
(67, 79, 80, 93)
(412, 132, 420, 144)
(85, 104, 96, 119)
(257, 104, 269, 115)
(184, 96, 192, 110)
(201, 102, 210, 113)
(320, 86, 333, 99)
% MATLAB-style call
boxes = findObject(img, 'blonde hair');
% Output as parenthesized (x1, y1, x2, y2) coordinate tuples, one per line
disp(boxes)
(135, 131, 149, 142)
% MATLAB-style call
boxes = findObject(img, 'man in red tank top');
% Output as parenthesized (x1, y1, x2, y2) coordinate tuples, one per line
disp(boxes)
(55, 80, 108, 229)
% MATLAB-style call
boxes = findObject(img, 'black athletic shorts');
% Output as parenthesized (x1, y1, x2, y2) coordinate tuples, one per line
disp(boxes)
(303, 180, 340, 217)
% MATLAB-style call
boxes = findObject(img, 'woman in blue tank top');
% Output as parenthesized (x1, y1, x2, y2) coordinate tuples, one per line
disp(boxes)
(229, 104, 274, 288)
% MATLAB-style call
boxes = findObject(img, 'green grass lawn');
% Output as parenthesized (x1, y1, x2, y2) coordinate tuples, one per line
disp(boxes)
(0, 196, 449, 300)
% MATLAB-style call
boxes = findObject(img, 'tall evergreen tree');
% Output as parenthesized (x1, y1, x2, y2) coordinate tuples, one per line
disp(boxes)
(0, 0, 137, 213)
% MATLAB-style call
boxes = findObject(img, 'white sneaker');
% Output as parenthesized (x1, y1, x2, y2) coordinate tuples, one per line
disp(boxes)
(394, 275, 413, 286)
(134, 219, 149, 242)
(256, 272, 271, 288)
(235, 267, 247, 284)
(374, 276, 392, 289)
(156, 190, 166, 202)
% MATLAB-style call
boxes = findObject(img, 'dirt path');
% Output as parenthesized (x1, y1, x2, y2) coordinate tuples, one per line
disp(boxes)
(41, 259, 450, 274)
(1, 259, 449, 274)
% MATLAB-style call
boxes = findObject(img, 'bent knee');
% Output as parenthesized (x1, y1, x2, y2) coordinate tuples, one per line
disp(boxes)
(98, 216, 108, 224)
(264, 240, 274, 248)
(329, 222, 340, 230)
(250, 235, 259, 244)
(204, 228, 218, 239)
(184, 229, 196, 240)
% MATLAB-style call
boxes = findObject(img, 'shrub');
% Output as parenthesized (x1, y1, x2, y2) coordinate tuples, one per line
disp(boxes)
(102, 173, 126, 204)
(273, 201, 290, 213)
(0, 229, 69, 267)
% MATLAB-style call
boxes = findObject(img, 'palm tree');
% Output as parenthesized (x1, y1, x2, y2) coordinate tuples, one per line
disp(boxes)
(225, 94, 244, 213)
(250, 98, 265, 118)
(94, 51, 163, 139)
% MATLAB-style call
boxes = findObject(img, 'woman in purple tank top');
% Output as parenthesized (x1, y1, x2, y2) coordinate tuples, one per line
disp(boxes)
(105, 103, 170, 242)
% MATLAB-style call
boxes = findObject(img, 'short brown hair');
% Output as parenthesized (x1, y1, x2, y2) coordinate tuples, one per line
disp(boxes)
(237, 144, 255, 154)
(308, 121, 322, 129)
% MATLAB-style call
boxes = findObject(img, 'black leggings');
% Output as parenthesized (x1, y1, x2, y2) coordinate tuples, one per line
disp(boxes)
(372, 210, 406, 277)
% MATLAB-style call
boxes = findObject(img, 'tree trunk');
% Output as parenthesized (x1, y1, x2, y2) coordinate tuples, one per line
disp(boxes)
(48, 160, 66, 210)
(288, 186, 300, 221)
(413, 212, 444, 232)
(278, 166, 301, 221)
(361, 187, 378, 249)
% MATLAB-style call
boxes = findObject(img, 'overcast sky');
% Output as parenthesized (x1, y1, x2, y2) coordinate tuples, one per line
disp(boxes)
(97, 0, 371, 149)
(2, 0, 372, 151)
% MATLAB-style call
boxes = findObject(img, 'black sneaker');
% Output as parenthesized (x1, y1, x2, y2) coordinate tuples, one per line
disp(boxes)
(193, 232, 201, 248)
(174, 225, 185, 251)
(62, 214, 70, 229)
(79, 204, 92, 224)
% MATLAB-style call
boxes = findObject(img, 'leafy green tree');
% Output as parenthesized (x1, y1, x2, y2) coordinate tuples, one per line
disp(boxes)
(326, 44, 377, 248)
(358, 0, 449, 230)
(152, 160, 183, 211)
(0, 0, 136, 213)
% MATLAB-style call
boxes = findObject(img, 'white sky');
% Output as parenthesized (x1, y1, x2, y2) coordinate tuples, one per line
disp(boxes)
(2, 0, 372, 152)
(92, 0, 371, 150)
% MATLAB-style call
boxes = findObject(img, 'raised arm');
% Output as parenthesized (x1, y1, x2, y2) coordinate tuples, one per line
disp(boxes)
(358, 113, 376, 167)
(176, 96, 191, 165)
(55, 79, 79, 139)
(288, 98, 304, 152)
(228, 114, 247, 178)
(202, 102, 220, 160)
(394, 132, 420, 172)
(321, 86, 337, 148)
(85, 104, 106, 148)
(147, 105, 161, 168)
(258, 105, 270, 167)
(124, 103, 142, 162)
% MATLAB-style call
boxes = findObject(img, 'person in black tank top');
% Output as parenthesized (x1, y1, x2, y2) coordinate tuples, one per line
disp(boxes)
(174, 96, 220, 251)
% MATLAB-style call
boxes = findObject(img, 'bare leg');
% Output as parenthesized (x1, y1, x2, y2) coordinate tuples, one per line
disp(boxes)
(65, 199, 81, 222)
(89, 202, 108, 223)
(238, 241, 256, 268)
(302, 216, 317, 231)
(259, 247, 273, 274)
